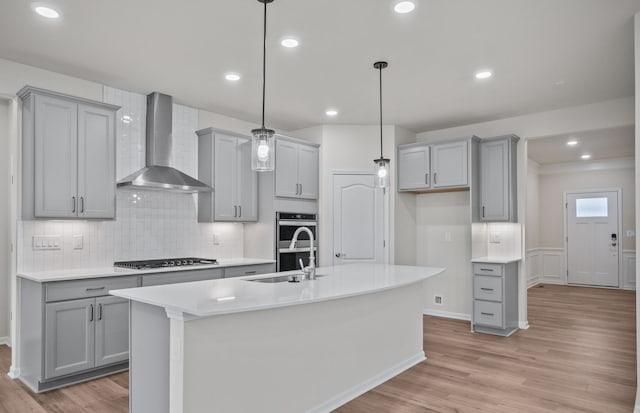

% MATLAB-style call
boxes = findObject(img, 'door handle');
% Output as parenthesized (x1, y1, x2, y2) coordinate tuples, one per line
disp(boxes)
(98, 303, 103, 321)
(89, 304, 94, 322)
(480, 312, 494, 316)
(480, 288, 494, 291)
(72, 196, 76, 213)
(80, 196, 85, 213)
(335, 253, 341, 258)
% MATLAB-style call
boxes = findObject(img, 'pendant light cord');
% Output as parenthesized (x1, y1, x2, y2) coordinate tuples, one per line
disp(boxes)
(378, 65, 383, 159)
(260, 0, 268, 130)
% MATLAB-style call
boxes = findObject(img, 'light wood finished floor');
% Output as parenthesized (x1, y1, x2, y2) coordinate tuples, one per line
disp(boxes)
(0, 284, 636, 413)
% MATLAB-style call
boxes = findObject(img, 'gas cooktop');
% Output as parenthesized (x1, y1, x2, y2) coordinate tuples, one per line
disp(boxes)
(114, 258, 218, 270)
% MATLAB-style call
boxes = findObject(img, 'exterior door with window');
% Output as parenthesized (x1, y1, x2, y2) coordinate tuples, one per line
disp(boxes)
(566, 191, 619, 287)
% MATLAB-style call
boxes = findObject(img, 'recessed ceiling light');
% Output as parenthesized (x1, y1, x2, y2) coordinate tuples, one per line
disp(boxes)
(224, 72, 241, 82)
(567, 140, 578, 146)
(325, 109, 338, 117)
(281, 38, 299, 48)
(34, 5, 61, 19)
(581, 154, 591, 160)
(394, 1, 416, 14)
(475, 70, 493, 80)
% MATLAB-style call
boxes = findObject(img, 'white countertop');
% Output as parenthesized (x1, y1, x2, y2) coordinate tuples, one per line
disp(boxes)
(110, 263, 445, 319)
(471, 257, 522, 264)
(17, 258, 276, 282)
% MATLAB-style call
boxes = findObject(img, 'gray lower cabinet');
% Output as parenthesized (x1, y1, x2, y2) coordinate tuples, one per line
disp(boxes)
(471, 261, 519, 336)
(224, 263, 276, 278)
(44, 298, 95, 379)
(141, 268, 224, 287)
(19, 276, 138, 392)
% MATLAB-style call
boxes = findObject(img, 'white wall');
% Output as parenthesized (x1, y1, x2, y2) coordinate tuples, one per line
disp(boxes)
(526, 160, 540, 250)
(393, 127, 417, 265)
(538, 166, 636, 251)
(417, 191, 471, 318)
(0, 100, 10, 342)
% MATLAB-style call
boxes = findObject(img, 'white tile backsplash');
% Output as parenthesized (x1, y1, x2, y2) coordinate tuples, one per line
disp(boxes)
(18, 87, 243, 272)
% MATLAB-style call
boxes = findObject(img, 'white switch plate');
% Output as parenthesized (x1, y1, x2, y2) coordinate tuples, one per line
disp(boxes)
(32, 236, 62, 251)
(489, 232, 501, 243)
(213, 234, 220, 246)
(73, 235, 84, 250)
(444, 232, 451, 242)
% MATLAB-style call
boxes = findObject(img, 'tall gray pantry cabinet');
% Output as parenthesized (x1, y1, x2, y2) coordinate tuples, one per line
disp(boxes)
(18, 86, 119, 220)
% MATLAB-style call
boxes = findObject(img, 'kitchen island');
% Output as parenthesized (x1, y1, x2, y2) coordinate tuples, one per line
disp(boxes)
(111, 263, 444, 413)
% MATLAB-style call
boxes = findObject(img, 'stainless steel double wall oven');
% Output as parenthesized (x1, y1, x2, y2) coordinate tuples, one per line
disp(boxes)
(276, 212, 318, 271)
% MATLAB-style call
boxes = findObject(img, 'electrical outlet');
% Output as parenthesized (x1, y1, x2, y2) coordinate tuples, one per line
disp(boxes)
(213, 234, 220, 246)
(434, 295, 443, 305)
(489, 232, 501, 243)
(626, 230, 635, 238)
(73, 235, 84, 250)
(32, 236, 62, 251)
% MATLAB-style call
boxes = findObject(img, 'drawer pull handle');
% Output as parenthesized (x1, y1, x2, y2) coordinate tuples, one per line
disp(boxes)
(245, 270, 257, 275)
(480, 288, 494, 291)
(98, 303, 103, 321)
(86, 286, 106, 292)
(89, 304, 94, 322)
(479, 268, 494, 272)
(480, 312, 495, 316)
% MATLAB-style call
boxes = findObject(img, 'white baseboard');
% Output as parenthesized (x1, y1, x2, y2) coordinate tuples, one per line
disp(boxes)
(0, 337, 9, 347)
(519, 321, 530, 329)
(7, 366, 20, 379)
(634, 403, 640, 413)
(527, 281, 540, 289)
(423, 309, 471, 321)
(307, 352, 426, 413)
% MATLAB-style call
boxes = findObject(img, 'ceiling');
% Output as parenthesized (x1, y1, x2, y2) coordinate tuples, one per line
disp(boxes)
(527, 125, 635, 165)
(0, 0, 638, 132)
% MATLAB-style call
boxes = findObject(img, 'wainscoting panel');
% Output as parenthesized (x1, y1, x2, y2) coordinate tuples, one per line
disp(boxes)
(526, 248, 566, 286)
(623, 251, 636, 290)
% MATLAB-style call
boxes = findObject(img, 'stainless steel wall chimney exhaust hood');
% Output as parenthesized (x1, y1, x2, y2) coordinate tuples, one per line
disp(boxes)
(117, 92, 213, 193)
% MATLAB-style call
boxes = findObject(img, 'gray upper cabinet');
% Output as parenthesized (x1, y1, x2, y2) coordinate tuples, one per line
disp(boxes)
(398, 145, 430, 191)
(44, 298, 95, 379)
(275, 137, 319, 200)
(431, 140, 468, 188)
(19, 86, 119, 220)
(197, 128, 258, 222)
(479, 135, 518, 222)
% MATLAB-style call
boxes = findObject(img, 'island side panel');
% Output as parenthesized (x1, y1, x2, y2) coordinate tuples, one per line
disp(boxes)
(130, 301, 170, 413)
(176, 282, 426, 413)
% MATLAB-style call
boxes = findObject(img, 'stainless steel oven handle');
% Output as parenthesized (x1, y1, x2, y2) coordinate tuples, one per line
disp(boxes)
(277, 221, 317, 227)
(279, 247, 318, 253)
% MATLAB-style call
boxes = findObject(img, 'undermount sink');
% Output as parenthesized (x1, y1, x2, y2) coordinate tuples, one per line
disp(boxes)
(248, 273, 327, 283)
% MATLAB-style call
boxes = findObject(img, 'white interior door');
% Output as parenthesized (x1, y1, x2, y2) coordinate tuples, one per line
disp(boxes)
(332, 173, 385, 265)
(566, 191, 620, 287)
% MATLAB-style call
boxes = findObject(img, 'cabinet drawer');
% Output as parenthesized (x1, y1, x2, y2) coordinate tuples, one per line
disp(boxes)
(474, 301, 504, 328)
(224, 264, 275, 278)
(46, 276, 138, 302)
(474, 276, 503, 302)
(141, 268, 223, 287)
(473, 263, 504, 276)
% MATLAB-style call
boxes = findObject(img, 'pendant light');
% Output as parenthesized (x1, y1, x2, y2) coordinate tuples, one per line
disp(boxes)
(373, 61, 390, 188)
(251, 0, 275, 171)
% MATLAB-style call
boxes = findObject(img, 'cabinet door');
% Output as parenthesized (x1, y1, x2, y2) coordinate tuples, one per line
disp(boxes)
(214, 134, 238, 221)
(77, 104, 116, 219)
(236, 137, 258, 221)
(34, 94, 78, 218)
(398, 145, 430, 190)
(45, 298, 95, 379)
(275, 140, 299, 198)
(432, 141, 468, 188)
(480, 139, 509, 221)
(95, 296, 129, 367)
(297, 144, 319, 199)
